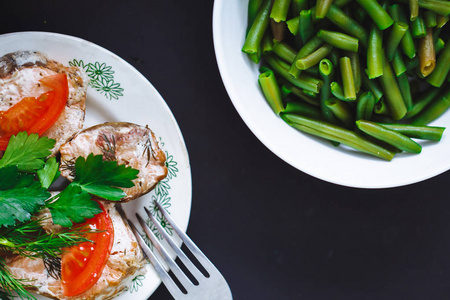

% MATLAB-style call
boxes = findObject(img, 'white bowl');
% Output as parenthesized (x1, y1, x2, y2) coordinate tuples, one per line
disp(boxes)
(212, 0, 450, 189)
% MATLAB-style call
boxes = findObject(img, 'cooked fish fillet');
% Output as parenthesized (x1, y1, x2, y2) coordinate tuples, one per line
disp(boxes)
(0, 50, 88, 155)
(59, 122, 168, 202)
(5, 202, 146, 300)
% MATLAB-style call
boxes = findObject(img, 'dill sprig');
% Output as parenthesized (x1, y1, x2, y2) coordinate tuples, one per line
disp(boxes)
(0, 257, 35, 300)
(0, 218, 95, 259)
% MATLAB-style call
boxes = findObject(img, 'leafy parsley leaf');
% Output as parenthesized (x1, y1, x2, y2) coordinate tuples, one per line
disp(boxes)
(0, 132, 55, 172)
(46, 185, 102, 227)
(37, 157, 61, 189)
(0, 182, 50, 227)
(0, 166, 19, 190)
(72, 154, 139, 201)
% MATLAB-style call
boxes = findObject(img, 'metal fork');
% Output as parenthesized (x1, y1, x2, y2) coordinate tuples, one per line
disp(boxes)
(121, 201, 232, 300)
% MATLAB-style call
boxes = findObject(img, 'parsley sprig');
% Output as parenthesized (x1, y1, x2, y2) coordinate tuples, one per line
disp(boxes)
(0, 132, 139, 299)
(0, 132, 139, 228)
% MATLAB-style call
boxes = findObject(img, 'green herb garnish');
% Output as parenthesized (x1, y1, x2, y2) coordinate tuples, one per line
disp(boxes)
(0, 132, 139, 299)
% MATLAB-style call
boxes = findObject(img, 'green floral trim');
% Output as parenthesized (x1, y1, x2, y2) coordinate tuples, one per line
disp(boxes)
(129, 275, 145, 294)
(69, 59, 124, 100)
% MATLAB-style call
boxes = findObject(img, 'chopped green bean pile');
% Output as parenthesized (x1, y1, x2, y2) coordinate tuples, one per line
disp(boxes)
(243, 0, 449, 160)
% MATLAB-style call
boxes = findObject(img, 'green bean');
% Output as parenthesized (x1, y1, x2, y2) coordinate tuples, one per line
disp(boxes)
(361, 71, 384, 102)
(405, 86, 442, 118)
(281, 84, 292, 99)
(303, 89, 319, 98)
(330, 81, 347, 101)
(389, 4, 416, 59)
(281, 113, 396, 160)
(325, 98, 354, 128)
(392, 49, 407, 76)
(325, 4, 369, 47)
(418, 0, 450, 17)
(435, 38, 445, 55)
(356, 120, 422, 153)
(356, 92, 375, 121)
(424, 11, 437, 27)
(317, 30, 359, 52)
(348, 52, 361, 93)
(319, 59, 338, 124)
(296, 44, 333, 70)
(409, 0, 419, 21)
(340, 56, 356, 101)
(248, 0, 264, 32)
(272, 40, 297, 63)
(379, 52, 407, 120)
(262, 32, 274, 55)
(284, 101, 322, 118)
(376, 123, 445, 140)
(334, 0, 353, 7)
(397, 73, 413, 110)
(386, 22, 409, 61)
(316, 0, 334, 19)
(436, 15, 449, 28)
(412, 87, 450, 125)
(374, 99, 391, 115)
(270, 19, 286, 42)
(258, 70, 284, 114)
(286, 16, 300, 35)
(418, 28, 436, 77)
(405, 56, 419, 72)
(432, 26, 441, 41)
(286, 83, 321, 105)
(291, 0, 308, 15)
(329, 48, 341, 68)
(411, 14, 427, 38)
(354, 6, 368, 24)
(289, 36, 324, 78)
(427, 38, 450, 87)
(270, 0, 292, 22)
(355, 0, 394, 30)
(367, 25, 384, 79)
(248, 49, 262, 64)
(372, 114, 396, 124)
(243, 0, 272, 54)
(304, 65, 320, 76)
(299, 10, 315, 44)
(266, 55, 324, 93)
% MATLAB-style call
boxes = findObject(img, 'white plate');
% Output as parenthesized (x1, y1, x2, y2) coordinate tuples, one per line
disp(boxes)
(0, 32, 192, 299)
(213, 0, 450, 189)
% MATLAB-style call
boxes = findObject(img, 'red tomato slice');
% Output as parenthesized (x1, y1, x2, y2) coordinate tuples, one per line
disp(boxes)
(0, 73, 69, 150)
(61, 201, 114, 297)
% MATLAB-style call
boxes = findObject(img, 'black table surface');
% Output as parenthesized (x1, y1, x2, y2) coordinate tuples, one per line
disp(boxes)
(2, 1, 450, 299)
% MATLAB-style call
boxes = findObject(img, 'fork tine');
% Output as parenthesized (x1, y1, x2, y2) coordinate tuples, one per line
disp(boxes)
(135, 213, 195, 292)
(144, 206, 206, 282)
(125, 217, 186, 299)
(153, 201, 217, 275)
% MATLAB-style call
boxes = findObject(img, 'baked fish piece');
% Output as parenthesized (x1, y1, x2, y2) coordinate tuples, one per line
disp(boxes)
(0, 50, 88, 155)
(59, 122, 168, 202)
(5, 201, 146, 300)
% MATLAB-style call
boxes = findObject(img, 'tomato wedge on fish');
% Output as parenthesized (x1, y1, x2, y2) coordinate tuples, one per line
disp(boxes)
(0, 73, 69, 150)
(61, 201, 114, 297)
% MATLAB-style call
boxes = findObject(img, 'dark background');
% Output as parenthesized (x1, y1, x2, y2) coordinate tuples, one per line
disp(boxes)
(2, 1, 450, 299)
